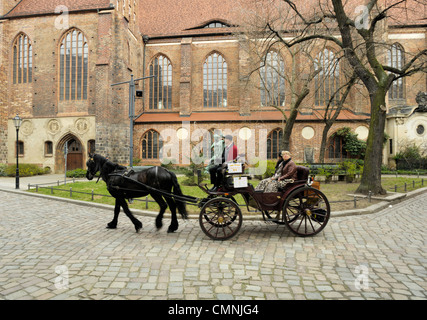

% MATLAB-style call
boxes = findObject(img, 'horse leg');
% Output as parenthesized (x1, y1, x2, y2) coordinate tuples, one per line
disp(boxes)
(151, 193, 168, 230)
(119, 198, 143, 233)
(107, 199, 120, 229)
(165, 197, 179, 233)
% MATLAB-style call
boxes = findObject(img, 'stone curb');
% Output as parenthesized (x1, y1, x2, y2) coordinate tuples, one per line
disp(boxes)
(1, 185, 426, 220)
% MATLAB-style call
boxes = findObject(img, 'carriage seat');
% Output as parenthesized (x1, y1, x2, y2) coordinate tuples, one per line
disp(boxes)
(296, 166, 310, 182)
(275, 166, 309, 193)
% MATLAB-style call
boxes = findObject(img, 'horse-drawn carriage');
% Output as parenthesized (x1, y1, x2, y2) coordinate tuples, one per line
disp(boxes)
(197, 163, 330, 240)
(86, 154, 330, 240)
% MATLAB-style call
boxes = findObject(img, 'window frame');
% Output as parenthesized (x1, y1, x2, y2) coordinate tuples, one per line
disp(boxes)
(203, 52, 228, 108)
(45, 141, 53, 157)
(314, 48, 340, 107)
(388, 43, 406, 101)
(16, 140, 24, 157)
(260, 50, 286, 107)
(141, 129, 163, 159)
(58, 28, 89, 101)
(148, 54, 173, 110)
(12, 33, 33, 84)
(327, 135, 347, 160)
(267, 128, 283, 160)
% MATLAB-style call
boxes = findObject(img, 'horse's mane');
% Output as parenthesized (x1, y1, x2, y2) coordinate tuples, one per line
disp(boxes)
(93, 154, 127, 173)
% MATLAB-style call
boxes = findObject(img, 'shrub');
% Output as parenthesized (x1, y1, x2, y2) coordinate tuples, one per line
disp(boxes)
(334, 127, 366, 158)
(66, 168, 87, 178)
(394, 143, 427, 170)
(5, 164, 47, 177)
(318, 166, 333, 183)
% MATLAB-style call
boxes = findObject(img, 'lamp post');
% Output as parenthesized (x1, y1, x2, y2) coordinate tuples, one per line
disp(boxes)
(111, 74, 154, 167)
(13, 114, 22, 189)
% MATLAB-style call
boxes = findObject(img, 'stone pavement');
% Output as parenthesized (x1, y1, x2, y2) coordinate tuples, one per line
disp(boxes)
(0, 189, 426, 300)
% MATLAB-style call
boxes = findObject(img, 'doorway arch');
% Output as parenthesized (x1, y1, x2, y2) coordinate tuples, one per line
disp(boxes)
(56, 133, 85, 172)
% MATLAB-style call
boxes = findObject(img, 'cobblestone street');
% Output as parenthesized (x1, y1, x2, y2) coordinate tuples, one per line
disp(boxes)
(0, 190, 426, 300)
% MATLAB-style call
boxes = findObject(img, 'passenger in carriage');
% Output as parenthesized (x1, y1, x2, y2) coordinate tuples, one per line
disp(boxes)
(255, 151, 298, 192)
(209, 135, 238, 192)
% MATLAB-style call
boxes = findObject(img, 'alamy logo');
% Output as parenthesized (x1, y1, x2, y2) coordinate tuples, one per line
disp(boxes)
(55, 5, 69, 30)
(355, 5, 369, 30)
(54, 265, 69, 290)
(354, 265, 369, 290)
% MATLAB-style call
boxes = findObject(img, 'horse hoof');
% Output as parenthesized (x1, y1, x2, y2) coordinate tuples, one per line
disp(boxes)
(167, 226, 177, 233)
(156, 221, 163, 230)
(106, 224, 117, 229)
(135, 223, 143, 233)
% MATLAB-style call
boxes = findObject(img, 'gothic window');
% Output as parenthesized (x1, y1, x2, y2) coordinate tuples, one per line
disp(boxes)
(328, 135, 347, 160)
(267, 128, 283, 159)
(203, 52, 227, 108)
(260, 51, 285, 107)
(12, 33, 32, 84)
(388, 43, 405, 100)
(59, 28, 88, 101)
(149, 55, 172, 109)
(142, 129, 163, 159)
(314, 49, 340, 106)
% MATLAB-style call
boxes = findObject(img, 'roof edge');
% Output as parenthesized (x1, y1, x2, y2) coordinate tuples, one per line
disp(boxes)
(1, 5, 114, 21)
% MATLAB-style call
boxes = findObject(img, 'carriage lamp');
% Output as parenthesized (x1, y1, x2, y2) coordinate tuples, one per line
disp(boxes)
(13, 114, 22, 189)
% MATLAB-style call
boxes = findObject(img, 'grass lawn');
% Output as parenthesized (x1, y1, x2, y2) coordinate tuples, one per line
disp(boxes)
(28, 175, 426, 215)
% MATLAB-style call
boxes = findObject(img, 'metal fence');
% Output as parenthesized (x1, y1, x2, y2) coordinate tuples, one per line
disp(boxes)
(388, 178, 424, 192)
(27, 179, 373, 210)
(28, 176, 426, 212)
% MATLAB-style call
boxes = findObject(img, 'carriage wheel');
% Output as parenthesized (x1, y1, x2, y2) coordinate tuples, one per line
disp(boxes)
(199, 197, 242, 240)
(282, 186, 330, 237)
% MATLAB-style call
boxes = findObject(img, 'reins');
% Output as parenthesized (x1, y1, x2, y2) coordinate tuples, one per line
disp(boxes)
(107, 173, 200, 205)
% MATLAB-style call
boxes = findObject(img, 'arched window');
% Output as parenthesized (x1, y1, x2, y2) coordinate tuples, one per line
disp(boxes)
(260, 51, 285, 107)
(314, 49, 340, 106)
(59, 28, 88, 101)
(388, 43, 405, 100)
(12, 33, 32, 84)
(149, 55, 172, 109)
(142, 129, 163, 159)
(328, 135, 347, 160)
(267, 128, 283, 159)
(203, 52, 227, 108)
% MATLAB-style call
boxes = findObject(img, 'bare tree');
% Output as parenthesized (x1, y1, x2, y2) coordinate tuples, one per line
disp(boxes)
(253, 0, 427, 194)
(237, 4, 323, 153)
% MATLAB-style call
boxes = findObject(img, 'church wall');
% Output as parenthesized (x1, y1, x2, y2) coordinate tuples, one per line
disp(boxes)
(1, 7, 141, 171)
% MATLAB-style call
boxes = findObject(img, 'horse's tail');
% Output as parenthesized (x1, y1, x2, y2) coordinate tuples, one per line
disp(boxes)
(169, 171, 188, 219)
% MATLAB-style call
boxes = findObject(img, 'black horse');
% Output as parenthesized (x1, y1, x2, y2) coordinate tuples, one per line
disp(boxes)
(86, 154, 187, 233)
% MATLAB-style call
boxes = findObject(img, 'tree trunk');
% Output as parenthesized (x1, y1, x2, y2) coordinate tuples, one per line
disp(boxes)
(280, 88, 310, 153)
(281, 107, 299, 152)
(356, 88, 387, 195)
(319, 122, 333, 163)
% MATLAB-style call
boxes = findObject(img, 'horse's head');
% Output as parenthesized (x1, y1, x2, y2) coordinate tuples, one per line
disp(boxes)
(86, 153, 99, 181)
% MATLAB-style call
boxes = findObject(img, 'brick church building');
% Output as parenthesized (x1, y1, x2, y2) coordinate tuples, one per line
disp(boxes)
(0, 0, 426, 172)
(0, 0, 142, 172)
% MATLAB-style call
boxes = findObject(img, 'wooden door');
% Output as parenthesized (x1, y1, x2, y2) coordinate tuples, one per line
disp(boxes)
(67, 139, 83, 170)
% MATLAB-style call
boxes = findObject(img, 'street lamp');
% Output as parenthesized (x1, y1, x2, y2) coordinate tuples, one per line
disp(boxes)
(13, 114, 22, 189)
